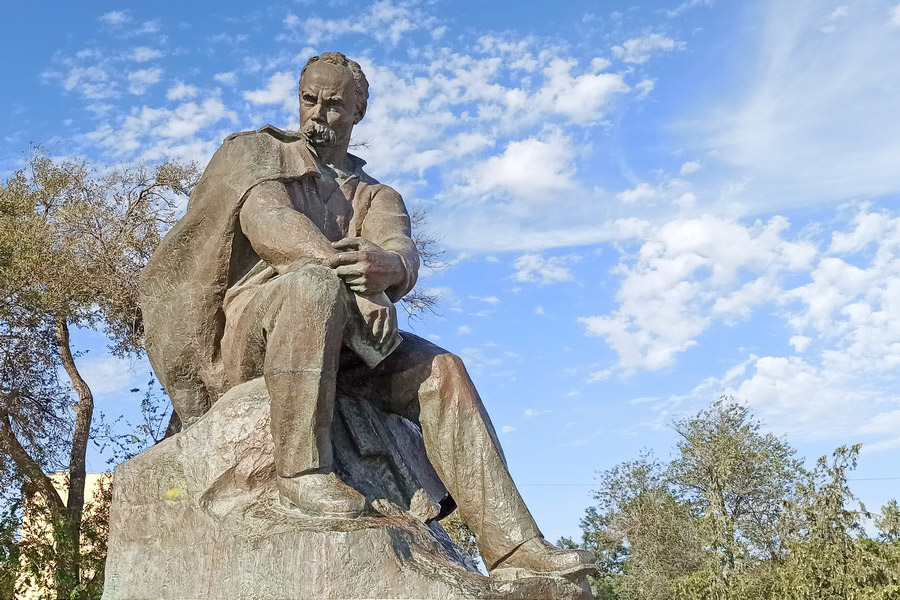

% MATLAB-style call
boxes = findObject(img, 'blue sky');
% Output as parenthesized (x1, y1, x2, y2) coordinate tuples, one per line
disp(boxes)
(4, 0, 900, 542)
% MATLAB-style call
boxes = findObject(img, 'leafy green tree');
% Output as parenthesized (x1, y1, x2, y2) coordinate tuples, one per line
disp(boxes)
(771, 446, 900, 600)
(0, 150, 196, 599)
(667, 399, 803, 599)
(876, 499, 900, 543)
(560, 453, 703, 600)
(570, 400, 900, 600)
(440, 510, 480, 560)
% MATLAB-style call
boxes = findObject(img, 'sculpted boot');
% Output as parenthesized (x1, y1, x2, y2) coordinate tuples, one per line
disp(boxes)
(277, 472, 367, 518)
(489, 537, 598, 580)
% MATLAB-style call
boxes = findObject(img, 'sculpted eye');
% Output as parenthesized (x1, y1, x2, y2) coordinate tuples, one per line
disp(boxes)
(302, 94, 317, 104)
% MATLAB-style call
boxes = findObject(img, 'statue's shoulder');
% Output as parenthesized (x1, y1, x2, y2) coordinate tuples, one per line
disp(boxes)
(224, 124, 304, 144)
(347, 154, 383, 188)
(208, 125, 316, 180)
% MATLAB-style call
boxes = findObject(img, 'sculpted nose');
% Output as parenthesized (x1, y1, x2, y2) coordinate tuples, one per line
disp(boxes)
(312, 101, 326, 121)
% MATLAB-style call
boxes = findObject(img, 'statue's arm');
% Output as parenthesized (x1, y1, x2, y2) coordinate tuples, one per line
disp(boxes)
(360, 186, 420, 302)
(239, 179, 336, 271)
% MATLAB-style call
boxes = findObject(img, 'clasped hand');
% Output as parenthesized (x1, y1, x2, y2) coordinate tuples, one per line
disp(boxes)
(327, 237, 405, 296)
(328, 237, 405, 350)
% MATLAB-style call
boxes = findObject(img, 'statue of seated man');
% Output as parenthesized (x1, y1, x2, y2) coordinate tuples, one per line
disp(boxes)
(140, 51, 593, 580)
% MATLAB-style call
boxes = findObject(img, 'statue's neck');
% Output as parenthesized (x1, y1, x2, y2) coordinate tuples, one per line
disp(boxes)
(312, 143, 352, 174)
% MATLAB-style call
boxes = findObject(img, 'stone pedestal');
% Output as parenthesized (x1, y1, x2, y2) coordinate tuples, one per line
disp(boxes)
(102, 378, 591, 600)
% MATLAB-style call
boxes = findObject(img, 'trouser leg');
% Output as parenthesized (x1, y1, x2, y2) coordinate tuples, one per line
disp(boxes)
(224, 263, 351, 478)
(340, 334, 543, 568)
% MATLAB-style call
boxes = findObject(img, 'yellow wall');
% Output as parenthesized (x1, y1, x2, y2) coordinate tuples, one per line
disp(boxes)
(15, 472, 111, 600)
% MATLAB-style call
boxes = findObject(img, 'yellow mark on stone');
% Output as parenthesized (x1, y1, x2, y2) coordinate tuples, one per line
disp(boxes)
(164, 487, 183, 500)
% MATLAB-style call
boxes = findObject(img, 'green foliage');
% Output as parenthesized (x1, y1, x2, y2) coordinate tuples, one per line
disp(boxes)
(877, 499, 900, 543)
(0, 149, 197, 598)
(0, 495, 23, 598)
(768, 446, 900, 600)
(440, 510, 480, 560)
(11, 473, 112, 599)
(570, 398, 900, 600)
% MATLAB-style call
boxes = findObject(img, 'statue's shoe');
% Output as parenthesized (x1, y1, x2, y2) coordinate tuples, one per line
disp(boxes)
(490, 537, 598, 581)
(277, 472, 367, 518)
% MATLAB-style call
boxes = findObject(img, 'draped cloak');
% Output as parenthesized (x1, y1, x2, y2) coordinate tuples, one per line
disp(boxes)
(140, 125, 334, 422)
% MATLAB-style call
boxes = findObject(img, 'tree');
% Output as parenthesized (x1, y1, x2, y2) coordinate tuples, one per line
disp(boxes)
(876, 499, 900, 543)
(568, 399, 805, 600)
(569, 400, 900, 600)
(0, 150, 196, 599)
(770, 446, 900, 600)
(440, 510, 480, 560)
(399, 206, 445, 319)
(561, 453, 703, 600)
(668, 399, 803, 598)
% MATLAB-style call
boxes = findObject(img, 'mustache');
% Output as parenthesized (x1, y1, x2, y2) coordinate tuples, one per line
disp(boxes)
(302, 121, 337, 146)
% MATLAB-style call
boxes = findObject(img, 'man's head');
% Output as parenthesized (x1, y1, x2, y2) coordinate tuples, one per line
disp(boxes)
(298, 52, 369, 149)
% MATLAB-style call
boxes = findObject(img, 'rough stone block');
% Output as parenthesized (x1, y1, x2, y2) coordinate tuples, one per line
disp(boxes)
(102, 379, 591, 600)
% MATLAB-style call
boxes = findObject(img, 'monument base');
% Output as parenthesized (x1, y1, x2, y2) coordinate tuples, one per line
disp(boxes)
(102, 379, 591, 600)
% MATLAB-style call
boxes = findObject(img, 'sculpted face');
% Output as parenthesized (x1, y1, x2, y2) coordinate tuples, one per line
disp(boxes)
(299, 61, 360, 149)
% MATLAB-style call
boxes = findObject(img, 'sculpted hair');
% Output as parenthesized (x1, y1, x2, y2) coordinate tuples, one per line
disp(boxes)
(300, 52, 369, 123)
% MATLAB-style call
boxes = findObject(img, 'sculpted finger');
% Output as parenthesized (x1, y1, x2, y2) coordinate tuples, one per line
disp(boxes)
(335, 264, 365, 277)
(329, 251, 367, 267)
(380, 315, 394, 347)
(373, 309, 386, 344)
(362, 307, 375, 329)
(332, 237, 362, 250)
(384, 307, 398, 346)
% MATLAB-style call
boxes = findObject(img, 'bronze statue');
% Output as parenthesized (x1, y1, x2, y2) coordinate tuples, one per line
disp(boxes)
(140, 52, 594, 581)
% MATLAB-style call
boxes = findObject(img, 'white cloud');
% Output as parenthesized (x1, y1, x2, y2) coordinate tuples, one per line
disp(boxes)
(470, 295, 501, 304)
(635, 79, 655, 97)
(649, 207, 900, 448)
(891, 3, 900, 25)
(789, 335, 812, 352)
(588, 369, 613, 382)
(665, 0, 714, 17)
(127, 68, 162, 94)
(99, 11, 129, 25)
(532, 58, 630, 124)
(457, 325, 472, 334)
(243, 71, 295, 110)
(679, 160, 702, 175)
(617, 182, 658, 204)
(62, 66, 113, 99)
(821, 5, 850, 32)
(132, 47, 161, 62)
(534, 305, 545, 315)
(612, 33, 685, 64)
(214, 72, 237, 85)
(464, 128, 577, 206)
(514, 253, 577, 285)
(523, 408, 550, 418)
(78, 356, 135, 396)
(501, 425, 516, 434)
(580, 215, 816, 372)
(86, 95, 237, 162)
(282, 0, 438, 46)
(166, 83, 197, 101)
(697, 0, 900, 209)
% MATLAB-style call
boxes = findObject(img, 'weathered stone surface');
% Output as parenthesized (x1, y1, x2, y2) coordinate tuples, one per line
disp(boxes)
(102, 379, 591, 600)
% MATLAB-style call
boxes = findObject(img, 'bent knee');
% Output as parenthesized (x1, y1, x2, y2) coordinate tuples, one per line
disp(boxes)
(272, 262, 346, 303)
(431, 352, 468, 380)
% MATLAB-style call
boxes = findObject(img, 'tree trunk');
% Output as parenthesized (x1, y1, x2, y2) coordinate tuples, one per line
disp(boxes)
(162, 410, 182, 440)
(55, 317, 94, 600)
(0, 403, 65, 512)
